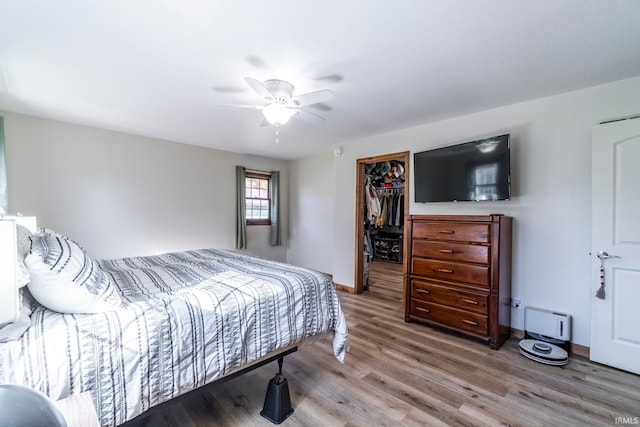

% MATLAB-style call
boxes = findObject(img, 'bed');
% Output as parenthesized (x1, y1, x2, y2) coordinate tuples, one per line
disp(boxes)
(0, 222, 349, 426)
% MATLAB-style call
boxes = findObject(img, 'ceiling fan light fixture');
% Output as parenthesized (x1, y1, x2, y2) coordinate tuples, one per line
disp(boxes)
(262, 103, 295, 126)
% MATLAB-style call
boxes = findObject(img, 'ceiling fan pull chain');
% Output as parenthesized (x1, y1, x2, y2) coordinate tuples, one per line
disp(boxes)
(275, 127, 279, 144)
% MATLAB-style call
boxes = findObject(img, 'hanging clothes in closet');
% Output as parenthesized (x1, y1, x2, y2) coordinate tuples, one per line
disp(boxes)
(364, 160, 406, 265)
(364, 178, 381, 222)
(374, 190, 403, 228)
(363, 176, 380, 288)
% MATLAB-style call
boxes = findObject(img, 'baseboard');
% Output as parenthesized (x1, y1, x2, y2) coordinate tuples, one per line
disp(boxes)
(510, 328, 525, 339)
(510, 328, 590, 359)
(322, 272, 356, 294)
(570, 342, 590, 359)
(335, 283, 356, 294)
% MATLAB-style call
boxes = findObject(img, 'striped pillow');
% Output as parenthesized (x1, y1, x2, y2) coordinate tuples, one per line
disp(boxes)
(25, 233, 122, 313)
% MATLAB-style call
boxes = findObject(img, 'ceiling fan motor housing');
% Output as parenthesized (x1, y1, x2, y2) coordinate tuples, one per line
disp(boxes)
(263, 79, 294, 104)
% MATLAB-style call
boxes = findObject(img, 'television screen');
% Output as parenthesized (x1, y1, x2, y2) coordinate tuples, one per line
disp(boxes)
(414, 134, 511, 202)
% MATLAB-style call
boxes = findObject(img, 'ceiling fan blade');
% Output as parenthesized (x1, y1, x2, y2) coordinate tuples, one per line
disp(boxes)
(244, 77, 274, 101)
(306, 102, 332, 112)
(292, 89, 334, 107)
(211, 86, 246, 93)
(246, 55, 271, 70)
(293, 108, 325, 123)
(214, 104, 263, 110)
(313, 74, 343, 84)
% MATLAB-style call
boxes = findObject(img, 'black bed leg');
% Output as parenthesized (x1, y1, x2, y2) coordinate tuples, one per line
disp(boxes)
(260, 358, 294, 424)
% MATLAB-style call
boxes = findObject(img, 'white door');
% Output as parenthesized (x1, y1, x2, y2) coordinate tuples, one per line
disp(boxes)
(591, 117, 640, 374)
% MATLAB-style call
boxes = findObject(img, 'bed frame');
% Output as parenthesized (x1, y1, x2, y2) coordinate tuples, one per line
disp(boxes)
(121, 345, 299, 425)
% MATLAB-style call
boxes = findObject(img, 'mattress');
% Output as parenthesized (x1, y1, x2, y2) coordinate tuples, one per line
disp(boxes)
(0, 249, 348, 426)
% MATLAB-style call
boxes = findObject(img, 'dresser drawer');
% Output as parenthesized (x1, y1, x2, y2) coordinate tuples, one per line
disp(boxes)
(412, 240, 489, 264)
(412, 222, 490, 243)
(412, 258, 489, 286)
(410, 299, 488, 336)
(411, 280, 488, 314)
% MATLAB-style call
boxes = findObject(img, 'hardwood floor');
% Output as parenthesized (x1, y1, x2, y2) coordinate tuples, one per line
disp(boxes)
(124, 261, 639, 426)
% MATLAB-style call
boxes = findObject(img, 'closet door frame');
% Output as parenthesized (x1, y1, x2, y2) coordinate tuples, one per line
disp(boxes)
(354, 151, 410, 294)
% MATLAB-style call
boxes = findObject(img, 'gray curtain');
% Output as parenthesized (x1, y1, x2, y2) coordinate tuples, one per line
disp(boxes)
(0, 117, 7, 216)
(269, 170, 281, 246)
(235, 166, 247, 249)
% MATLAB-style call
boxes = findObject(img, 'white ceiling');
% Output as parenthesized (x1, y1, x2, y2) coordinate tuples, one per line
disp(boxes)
(1, 1, 639, 160)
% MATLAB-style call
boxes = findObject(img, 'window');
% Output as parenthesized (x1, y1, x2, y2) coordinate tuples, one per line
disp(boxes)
(471, 163, 499, 201)
(245, 172, 271, 225)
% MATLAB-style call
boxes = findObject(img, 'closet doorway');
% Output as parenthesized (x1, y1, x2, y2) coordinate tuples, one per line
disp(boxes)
(354, 151, 410, 294)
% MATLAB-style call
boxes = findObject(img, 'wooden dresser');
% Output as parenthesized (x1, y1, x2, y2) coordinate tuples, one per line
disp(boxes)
(404, 214, 512, 349)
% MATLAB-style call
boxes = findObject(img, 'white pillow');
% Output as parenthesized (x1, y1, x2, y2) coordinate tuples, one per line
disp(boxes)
(15, 260, 30, 288)
(15, 224, 33, 288)
(36, 227, 65, 238)
(0, 290, 33, 342)
(16, 224, 32, 259)
(25, 233, 122, 313)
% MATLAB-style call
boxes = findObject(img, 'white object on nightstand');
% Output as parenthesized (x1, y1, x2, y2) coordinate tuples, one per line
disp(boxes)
(0, 216, 37, 326)
(0, 219, 18, 325)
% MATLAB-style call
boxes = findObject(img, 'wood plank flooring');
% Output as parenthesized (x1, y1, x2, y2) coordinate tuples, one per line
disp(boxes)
(123, 261, 639, 426)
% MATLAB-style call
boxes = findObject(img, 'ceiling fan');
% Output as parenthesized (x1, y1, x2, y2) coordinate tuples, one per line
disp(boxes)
(222, 77, 334, 127)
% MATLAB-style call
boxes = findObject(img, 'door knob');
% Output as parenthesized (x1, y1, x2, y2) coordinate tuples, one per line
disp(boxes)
(595, 251, 621, 300)
(597, 251, 620, 260)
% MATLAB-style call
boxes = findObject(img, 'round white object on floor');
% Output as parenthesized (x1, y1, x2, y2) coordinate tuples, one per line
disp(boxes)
(519, 339, 569, 366)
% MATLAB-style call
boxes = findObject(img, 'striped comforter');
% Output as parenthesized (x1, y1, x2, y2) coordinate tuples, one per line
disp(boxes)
(0, 249, 348, 426)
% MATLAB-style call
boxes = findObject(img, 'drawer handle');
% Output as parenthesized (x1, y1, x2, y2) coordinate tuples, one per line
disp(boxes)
(437, 268, 453, 273)
(438, 249, 454, 254)
(461, 298, 479, 305)
(416, 289, 431, 295)
(416, 307, 430, 313)
(438, 230, 455, 234)
(462, 319, 479, 326)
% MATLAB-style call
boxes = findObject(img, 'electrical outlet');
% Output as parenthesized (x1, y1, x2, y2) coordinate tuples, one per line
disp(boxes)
(511, 297, 522, 309)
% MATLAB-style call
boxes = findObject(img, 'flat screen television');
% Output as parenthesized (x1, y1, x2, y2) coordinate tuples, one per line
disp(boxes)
(414, 134, 511, 202)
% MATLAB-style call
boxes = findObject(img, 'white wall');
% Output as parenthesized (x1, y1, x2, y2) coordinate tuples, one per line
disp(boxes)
(5, 75, 640, 346)
(290, 75, 640, 346)
(287, 152, 334, 274)
(2, 111, 288, 261)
